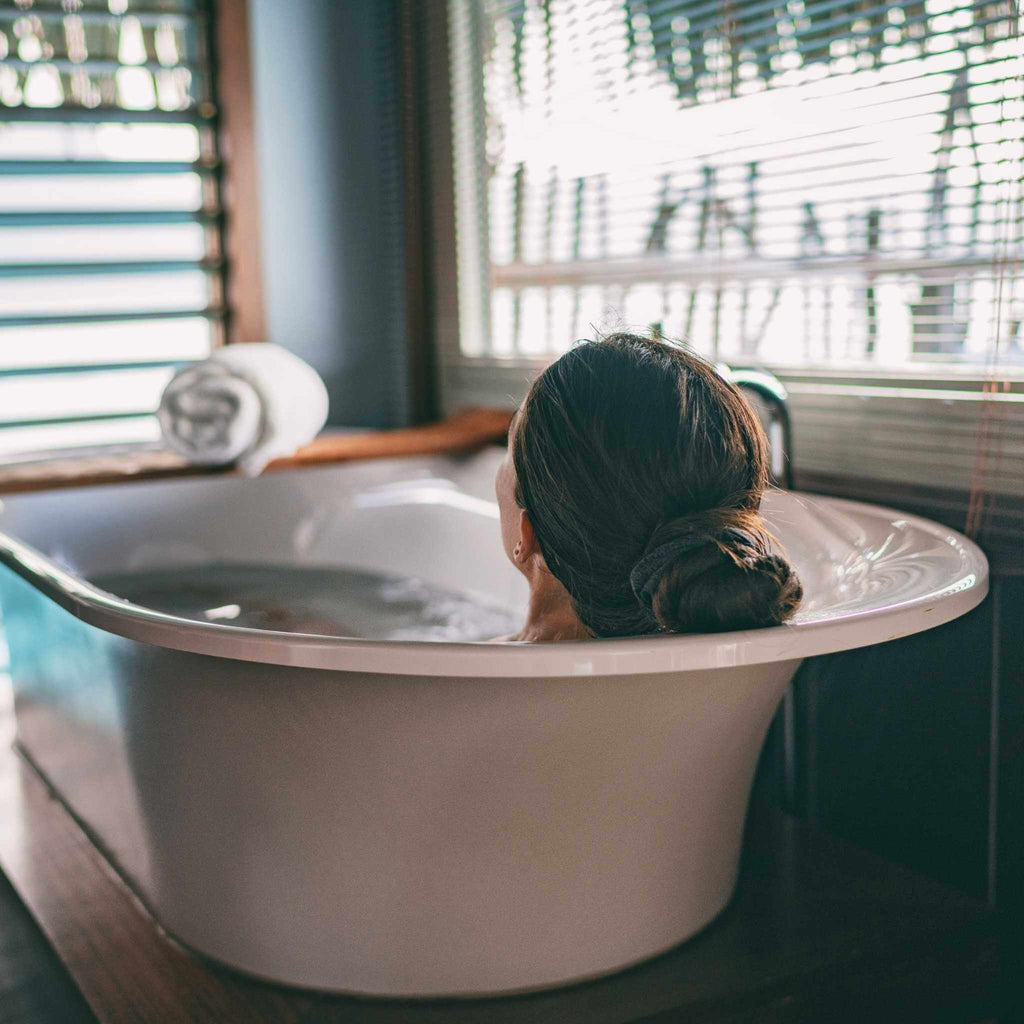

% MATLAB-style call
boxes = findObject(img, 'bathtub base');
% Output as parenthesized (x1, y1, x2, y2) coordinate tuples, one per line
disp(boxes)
(7, 630, 799, 996)
(12, 727, 749, 999)
(13, 729, 742, 999)
(165, 871, 739, 1000)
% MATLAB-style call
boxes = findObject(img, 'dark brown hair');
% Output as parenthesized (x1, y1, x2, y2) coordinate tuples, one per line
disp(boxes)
(511, 333, 802, 637)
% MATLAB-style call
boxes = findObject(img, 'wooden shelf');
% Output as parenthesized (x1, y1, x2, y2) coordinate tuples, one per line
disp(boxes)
(0, 409, 513, 496)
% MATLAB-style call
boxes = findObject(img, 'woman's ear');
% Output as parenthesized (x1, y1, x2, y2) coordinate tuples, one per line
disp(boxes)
(514, 508, 540, 563)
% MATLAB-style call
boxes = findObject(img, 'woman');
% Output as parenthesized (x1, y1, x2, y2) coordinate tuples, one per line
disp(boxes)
(494, 333, 802, 641)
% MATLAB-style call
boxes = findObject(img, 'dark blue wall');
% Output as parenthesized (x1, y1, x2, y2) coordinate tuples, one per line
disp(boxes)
(247, 0, 408, 427)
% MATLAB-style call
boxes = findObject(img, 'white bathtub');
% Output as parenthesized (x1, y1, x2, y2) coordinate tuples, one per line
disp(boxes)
(0, 448, 988, 997)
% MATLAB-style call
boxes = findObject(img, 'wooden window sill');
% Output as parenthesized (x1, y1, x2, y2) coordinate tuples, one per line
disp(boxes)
(0, 409, 513, 497)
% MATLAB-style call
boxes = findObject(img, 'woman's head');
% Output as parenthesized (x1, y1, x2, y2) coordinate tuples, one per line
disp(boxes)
(495, 333, 802, 637)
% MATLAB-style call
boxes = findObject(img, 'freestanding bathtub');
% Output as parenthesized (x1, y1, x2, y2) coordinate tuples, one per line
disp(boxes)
(0, 448, 988, 997)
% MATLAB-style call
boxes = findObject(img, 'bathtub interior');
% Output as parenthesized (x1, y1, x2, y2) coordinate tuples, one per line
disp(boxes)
(0, 450, 530, 625)
(0, 446, 985, 639)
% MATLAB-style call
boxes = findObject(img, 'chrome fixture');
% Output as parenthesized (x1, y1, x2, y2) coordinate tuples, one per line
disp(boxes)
(717, 365, 795, 490)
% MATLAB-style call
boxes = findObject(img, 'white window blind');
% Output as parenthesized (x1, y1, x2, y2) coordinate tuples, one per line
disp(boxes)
(0, 0, 222, 464)
(444, 0, 1024, 495)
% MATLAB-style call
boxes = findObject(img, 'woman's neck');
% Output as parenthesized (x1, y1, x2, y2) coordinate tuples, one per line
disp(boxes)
(517, 567, 591, 643)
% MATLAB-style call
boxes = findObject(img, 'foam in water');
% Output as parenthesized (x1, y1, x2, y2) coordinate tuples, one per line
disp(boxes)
(92, 564, 522, 643)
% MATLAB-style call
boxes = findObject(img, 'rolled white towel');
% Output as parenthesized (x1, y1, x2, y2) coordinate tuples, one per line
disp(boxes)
(157, 343, 330, 476)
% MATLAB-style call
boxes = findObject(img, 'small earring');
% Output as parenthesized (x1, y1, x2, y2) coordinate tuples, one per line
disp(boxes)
(513, 544, 521, 559)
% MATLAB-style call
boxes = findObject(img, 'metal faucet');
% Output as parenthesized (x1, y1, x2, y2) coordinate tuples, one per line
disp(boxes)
(716, 365, 795, 490)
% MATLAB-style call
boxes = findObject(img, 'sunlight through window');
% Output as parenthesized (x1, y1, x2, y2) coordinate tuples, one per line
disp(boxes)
(0, 0, 222, 462)
(457, 0, 1024, 372)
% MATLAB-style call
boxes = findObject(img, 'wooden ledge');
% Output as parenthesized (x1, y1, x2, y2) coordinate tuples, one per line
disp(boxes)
(273, 408, 512, 469)
(0, 409, 513, 497)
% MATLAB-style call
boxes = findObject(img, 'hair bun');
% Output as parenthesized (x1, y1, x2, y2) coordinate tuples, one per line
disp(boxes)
(633, 508, 802, 634)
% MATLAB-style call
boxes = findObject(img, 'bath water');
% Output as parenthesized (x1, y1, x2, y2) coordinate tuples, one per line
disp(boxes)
(92, 564, 521, 642)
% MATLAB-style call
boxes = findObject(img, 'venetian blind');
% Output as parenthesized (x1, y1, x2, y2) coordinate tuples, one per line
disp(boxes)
(445, 0, 1024, 495)
(0, 0, 222, 463)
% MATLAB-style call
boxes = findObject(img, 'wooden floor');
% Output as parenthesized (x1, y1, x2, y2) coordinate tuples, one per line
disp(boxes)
(0, 871, 96, 1024)
(0, 705, 1001, 1024)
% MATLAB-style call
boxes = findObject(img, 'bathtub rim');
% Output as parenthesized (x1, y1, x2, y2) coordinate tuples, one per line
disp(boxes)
(0, 492, 988, 677)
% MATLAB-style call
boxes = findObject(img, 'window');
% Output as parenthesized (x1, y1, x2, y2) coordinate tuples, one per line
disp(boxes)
(0, 0, 222, 464)
(443, 0, 1024, 494)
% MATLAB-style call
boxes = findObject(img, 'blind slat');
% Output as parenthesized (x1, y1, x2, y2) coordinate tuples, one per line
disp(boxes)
(2, 58, 204, 73)
(0, 161, 214, 175)
(0, 9, 195, 25)
(0, 410, 161, 431)
(491, 252, 1024, 282)
(0, 259, 221, 277)
(0, 307, 224, 328)
(0, 360, 188, 378)
(0, 211, 217, 225)
(0, 107, 211, 123)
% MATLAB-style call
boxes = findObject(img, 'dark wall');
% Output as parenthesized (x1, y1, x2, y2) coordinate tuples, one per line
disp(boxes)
(247, 0, 409, 428)
(755, 482, 1022, 916)
(998, 577, 1024, 918)
(789, 597, 994, 900)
